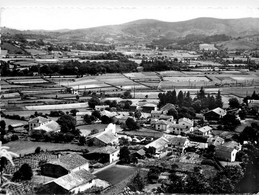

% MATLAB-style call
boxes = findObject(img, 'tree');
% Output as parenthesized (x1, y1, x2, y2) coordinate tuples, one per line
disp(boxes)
(184, 171, 211, 193)
(89, 129, 99, 136)
(177, 91, 184, 106)
(12, 163, 33, 181)
(35, 147, 41, 154)
(92, 110, 101, 119)
(125, 118, 140, 131)
(148, 167, 161, 183)
(84, 114, 93, 124)
(134, 110, 142, 119)
(0, 120, 6, 131)
(119, 146, 131, 164)
(79, 136, 86, 146)
(145, 146, 156, 158)
(167, 108, 178, 119)
(57, 115, 76, 133)
(229, 98, 240, 108)
(129, 172, 145, 191)
(215, 90, 223, 108)
(123, 90, 132, 98)
(70, 109, 79, 116)
(101, 115, 112, 124)
(88, 97, 100, 109)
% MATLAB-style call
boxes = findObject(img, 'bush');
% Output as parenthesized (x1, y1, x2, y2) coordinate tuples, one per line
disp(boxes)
(10, 134, 19, 141)
(35, 146, 41, 154)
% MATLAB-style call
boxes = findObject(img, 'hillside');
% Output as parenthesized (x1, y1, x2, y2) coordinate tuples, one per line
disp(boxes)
(55, 17, 259, 43)
(2, 17, 259, 45)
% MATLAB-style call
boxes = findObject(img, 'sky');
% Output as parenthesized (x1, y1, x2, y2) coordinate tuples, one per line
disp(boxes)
(1, 0, 259, 30)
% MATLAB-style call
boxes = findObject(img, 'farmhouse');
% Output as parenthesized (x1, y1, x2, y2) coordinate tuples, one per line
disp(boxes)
(85, 146, 120, 163)
(28, 116, 50, 131)
(145, 136, 169, 153)
(155, 120, 172, 131)
(215, 146, 238, 162)
(41, 153, 89, 178)
(165, 135, 190, 153)
(32, 120, 60, 133)
(40, 169, 99, 194)
(204, 107, 226, 121)
(151, 110, 163, 118)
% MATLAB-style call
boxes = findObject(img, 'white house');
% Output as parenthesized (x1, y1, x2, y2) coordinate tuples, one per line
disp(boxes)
(167, 118, 194, 135)
(28, 116, 50, 131)
(155, 120, 172, 131)
(215, 146, 238, 162)
(193, 126, 212, 136)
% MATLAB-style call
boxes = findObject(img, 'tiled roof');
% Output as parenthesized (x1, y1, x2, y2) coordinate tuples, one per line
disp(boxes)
(207, 107, 226, 116)
(164, 134, 188, 147)
(33, 120, 60, 132)
(89, 146, 119, 154)
(46, 169, 95, 191)
(198, 126, 212, 133)
(160, 103, 175, 111)
(155, 120, 171, 125)
(48, 153, 89, 171)
(145, 136, 169, 150)
(179, 117, 193, 125)
(94, 131, 118, 144)
(215, 145, 236, 159)
(28, 116, 49, 123)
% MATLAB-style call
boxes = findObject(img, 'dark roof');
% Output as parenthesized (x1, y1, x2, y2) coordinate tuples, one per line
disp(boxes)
(88, 146, 119, 154)
(48, 153, 88, 171)
(46, 169, 95, 191)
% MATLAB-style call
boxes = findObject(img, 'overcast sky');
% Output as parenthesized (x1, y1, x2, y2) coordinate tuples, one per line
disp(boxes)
(1, 0, 259, 30)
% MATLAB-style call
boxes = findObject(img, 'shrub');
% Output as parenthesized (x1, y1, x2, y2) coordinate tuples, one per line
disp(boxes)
(35, 146, 41, 154)
(10, 134, 19, 141)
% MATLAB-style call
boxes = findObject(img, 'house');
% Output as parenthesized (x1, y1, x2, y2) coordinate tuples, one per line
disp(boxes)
(41, 153, 89, 178)
(100, 110, 117, 118)
(85, 146, 120, 163)
(32, 120, 60, 134)
(204, 107, 226, 121)
(155, 120, 172, 131)
(208, 136, 224, 146)
(40, 169, 109, 194)
(165, 134, 190, 153)
(95, 105, 110, 111)
(28, 116, 50, 131)
(160, 103, 176, 114)
(151, 110, 162, 118)
(145, 136, 169, 153)
(215, 146, 238, 162)
(141, 103, 157, 113)
(167, 118, 194, 135)
(193, 126, 212, 136)
(88, 123, 118, 146)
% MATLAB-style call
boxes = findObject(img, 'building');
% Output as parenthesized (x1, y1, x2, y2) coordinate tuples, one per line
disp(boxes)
(155, 120, 172, 131)
(165, 134, 190, 153)
(208, 136, 224, 146)
(41, 153, 89, 178)
(144, 136, 169, 153)
(160, 103, 176, 114)
(204, 107, 226, 121)
(40, 169, 107, 194)
(28, 116, 50, 131)
(167, 118, 194, 135)
(88, 123, 118, 146)
(193, 126, 212, 136)
(222, 141, 242, 152)
(32, 120, 60, 134)
(141, 103, 157, 113)
(85, 146, 120, 163)
(215, 146, 238, 162)
(151, 110, 162, 118)
(76, 111, 92, 125)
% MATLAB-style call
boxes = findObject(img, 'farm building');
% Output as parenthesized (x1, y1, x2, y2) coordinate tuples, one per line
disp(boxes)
(85, 146, 120, 163)
(87, 123, 118, 146)
(32, 120, 60, 133)
(204, 107, 226, 121)
(215, 146, 238, 162)
(41, 153, 89, 178)
(40, 169, 106, 194)
(145, 136, 169, 153)
(28, 116, 50, 131)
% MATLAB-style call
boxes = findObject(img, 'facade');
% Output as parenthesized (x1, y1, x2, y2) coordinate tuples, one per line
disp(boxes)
(85, 146, 120, 163)
(95, 105, 110, 111)
(141, 103, 157, 113)
(145, 136, 169, 153)
(165, 135, 190, 153)
(215, 146, 238, 162)
(167, 118, 194, 135)
(155, 120, 172, 131)
(32, 120, 60, 133)
(193, 126, 212, 136)
(151, 110, 162, 118)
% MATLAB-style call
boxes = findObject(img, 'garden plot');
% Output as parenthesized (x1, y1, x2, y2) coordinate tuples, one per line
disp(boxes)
(8, 79, 48, 84)
(25, 102, 88, 110)
(159, 71, 185, 77)
(163, 76, 210, 82)
(1, 92, 20, 98)
(231, 76, 259, 82)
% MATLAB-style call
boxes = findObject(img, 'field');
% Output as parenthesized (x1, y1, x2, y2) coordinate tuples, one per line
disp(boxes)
(25, 102, 88, 110)
(4, 140, 87, 155)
